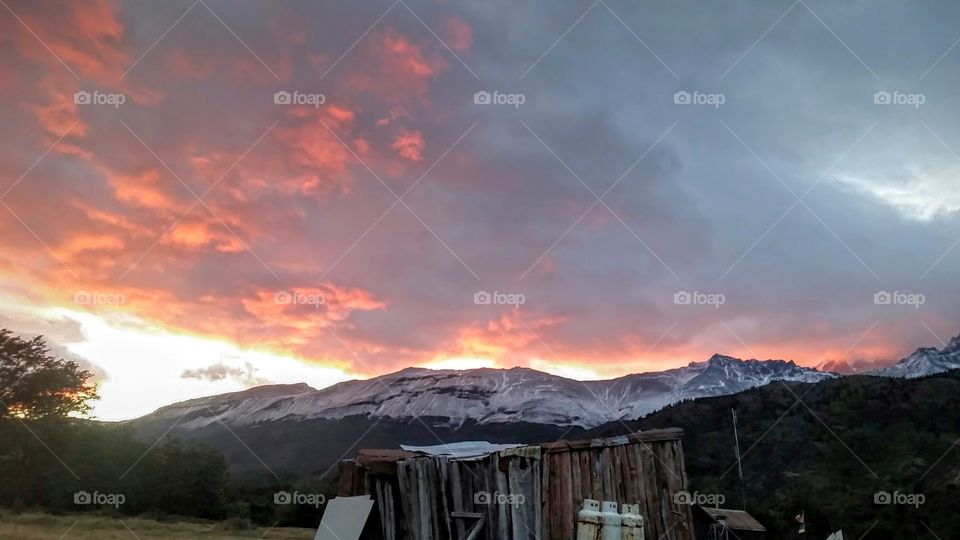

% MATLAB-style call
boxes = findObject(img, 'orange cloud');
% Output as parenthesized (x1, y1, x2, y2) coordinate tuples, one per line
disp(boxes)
(239, 285, 386, 349)
(15, 1, 127, 83)
(165, 220, 245, 254)
(391, 130, 425, 161)
(32, 74, 88, 144)
(342, 28, 450, 106)
(384, 31, 440, 76)
(107, 169, 182, 212)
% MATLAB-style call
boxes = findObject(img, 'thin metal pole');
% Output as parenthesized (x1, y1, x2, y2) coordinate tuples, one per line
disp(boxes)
(731, 409, 746, 510)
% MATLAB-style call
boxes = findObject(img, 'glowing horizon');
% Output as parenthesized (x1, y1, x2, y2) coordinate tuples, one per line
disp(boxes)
(1, 0, 957, 421)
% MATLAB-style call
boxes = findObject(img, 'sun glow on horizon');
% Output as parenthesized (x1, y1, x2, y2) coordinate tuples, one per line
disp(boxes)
(418, 356, 496, 371)
(528, 358, 604, 380)
(38, 308, 357, 421)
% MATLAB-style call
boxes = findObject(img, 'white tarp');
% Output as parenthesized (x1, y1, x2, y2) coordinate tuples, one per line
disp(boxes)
(825, 531, 844, 540)
(400, 440, 523, 459)
(314, 495, 374, 540)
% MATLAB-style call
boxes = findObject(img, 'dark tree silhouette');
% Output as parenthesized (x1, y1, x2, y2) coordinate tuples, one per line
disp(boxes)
(0, 329, 98, 419)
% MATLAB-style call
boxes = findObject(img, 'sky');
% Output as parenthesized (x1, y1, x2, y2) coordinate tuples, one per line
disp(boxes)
(1, 0, 959, 420)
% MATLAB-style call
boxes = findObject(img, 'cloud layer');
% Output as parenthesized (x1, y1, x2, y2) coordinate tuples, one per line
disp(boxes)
(1, 0, 959, 383)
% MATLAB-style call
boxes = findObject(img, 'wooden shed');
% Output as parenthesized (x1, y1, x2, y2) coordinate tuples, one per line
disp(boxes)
(692, 506, 766, 540)
(337, 428, 695, 540)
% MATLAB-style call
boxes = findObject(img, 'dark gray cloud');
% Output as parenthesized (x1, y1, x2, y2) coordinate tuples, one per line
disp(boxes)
(2, 0, 959, 376)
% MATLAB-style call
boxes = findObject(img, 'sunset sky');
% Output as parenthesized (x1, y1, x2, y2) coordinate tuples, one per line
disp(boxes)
(1, 0, 959, 419)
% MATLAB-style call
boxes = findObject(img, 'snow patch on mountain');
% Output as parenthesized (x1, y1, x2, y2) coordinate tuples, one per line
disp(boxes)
(136, 355, 834, 430)
(870, 334, 960, 379)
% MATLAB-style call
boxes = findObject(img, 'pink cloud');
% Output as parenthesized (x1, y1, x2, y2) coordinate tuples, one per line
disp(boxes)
(391, 130, 425, 162)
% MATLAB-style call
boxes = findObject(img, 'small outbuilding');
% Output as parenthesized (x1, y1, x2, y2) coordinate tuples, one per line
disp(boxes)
(692, 506, 767, 540)
(337, 428, 696, 540)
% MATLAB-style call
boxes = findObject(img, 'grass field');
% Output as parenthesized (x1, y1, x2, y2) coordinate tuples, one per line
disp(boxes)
(0, 512, 316, 539)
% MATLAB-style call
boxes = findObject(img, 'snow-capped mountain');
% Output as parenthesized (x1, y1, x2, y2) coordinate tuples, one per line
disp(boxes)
(870, 334, 960, 378)
(133, 354, 833, 431)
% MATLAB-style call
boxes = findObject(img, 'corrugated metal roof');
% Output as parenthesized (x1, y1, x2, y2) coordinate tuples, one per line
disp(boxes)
(699, 507, 767, 531)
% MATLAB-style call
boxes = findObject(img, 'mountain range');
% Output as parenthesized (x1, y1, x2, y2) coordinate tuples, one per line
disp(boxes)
(127, 334, 960, 474)
(134, 354, 831, 432)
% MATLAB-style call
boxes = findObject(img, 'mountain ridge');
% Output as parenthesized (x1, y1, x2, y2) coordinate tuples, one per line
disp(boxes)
(135, 353, 832, 431)
(138, 332, 960, 430)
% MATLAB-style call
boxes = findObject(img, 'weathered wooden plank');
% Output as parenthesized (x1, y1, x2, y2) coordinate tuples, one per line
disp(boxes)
(437, 457, 453, 540)
(575, 451, 587, 501)
(559, 451, 574, 540)
(624, 444, 640, 510)
(591, 448, 604, 504)
(532, 455, 542, 539)
(673, 439, 695, 540)
(413, 460, 428, 540)
(570, 450, 582, 515)
(488, 454, 501, 540)
(495, 454, 511, 539)
(601, 447, 614, 502)
(397, 460, 420, 539)
(449, 463, 465, 539)
(638, 442, 662, 540)
(550, 453, 564, 540)
(541, 449, 552, 540)
(337, 460, 356, 496)
(618, 445, 632, 504)
(653, 439, 687, 540)
(508, 457, 538, 539)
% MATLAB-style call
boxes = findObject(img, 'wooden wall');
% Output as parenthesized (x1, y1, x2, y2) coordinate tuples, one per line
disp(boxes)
(540, 435, 694, 540)
(339, 429, 694, 540)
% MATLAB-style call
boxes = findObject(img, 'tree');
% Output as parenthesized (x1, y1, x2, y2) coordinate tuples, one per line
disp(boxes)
(0, 329, 98, 419)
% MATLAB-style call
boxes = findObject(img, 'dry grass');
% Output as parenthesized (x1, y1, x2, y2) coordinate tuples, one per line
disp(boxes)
(0, 512, 315, 539)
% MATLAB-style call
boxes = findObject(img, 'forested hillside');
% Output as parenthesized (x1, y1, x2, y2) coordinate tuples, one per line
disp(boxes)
(589, 371, 960, 537)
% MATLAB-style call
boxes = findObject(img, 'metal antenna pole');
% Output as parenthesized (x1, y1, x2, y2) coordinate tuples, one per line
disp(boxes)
(731, 409, 746, 510)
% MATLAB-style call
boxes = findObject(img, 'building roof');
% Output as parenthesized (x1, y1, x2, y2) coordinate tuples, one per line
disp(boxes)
(698, 507, 767, 532)
(349, 428, 686, 467)
(400, 441, 524, 459)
